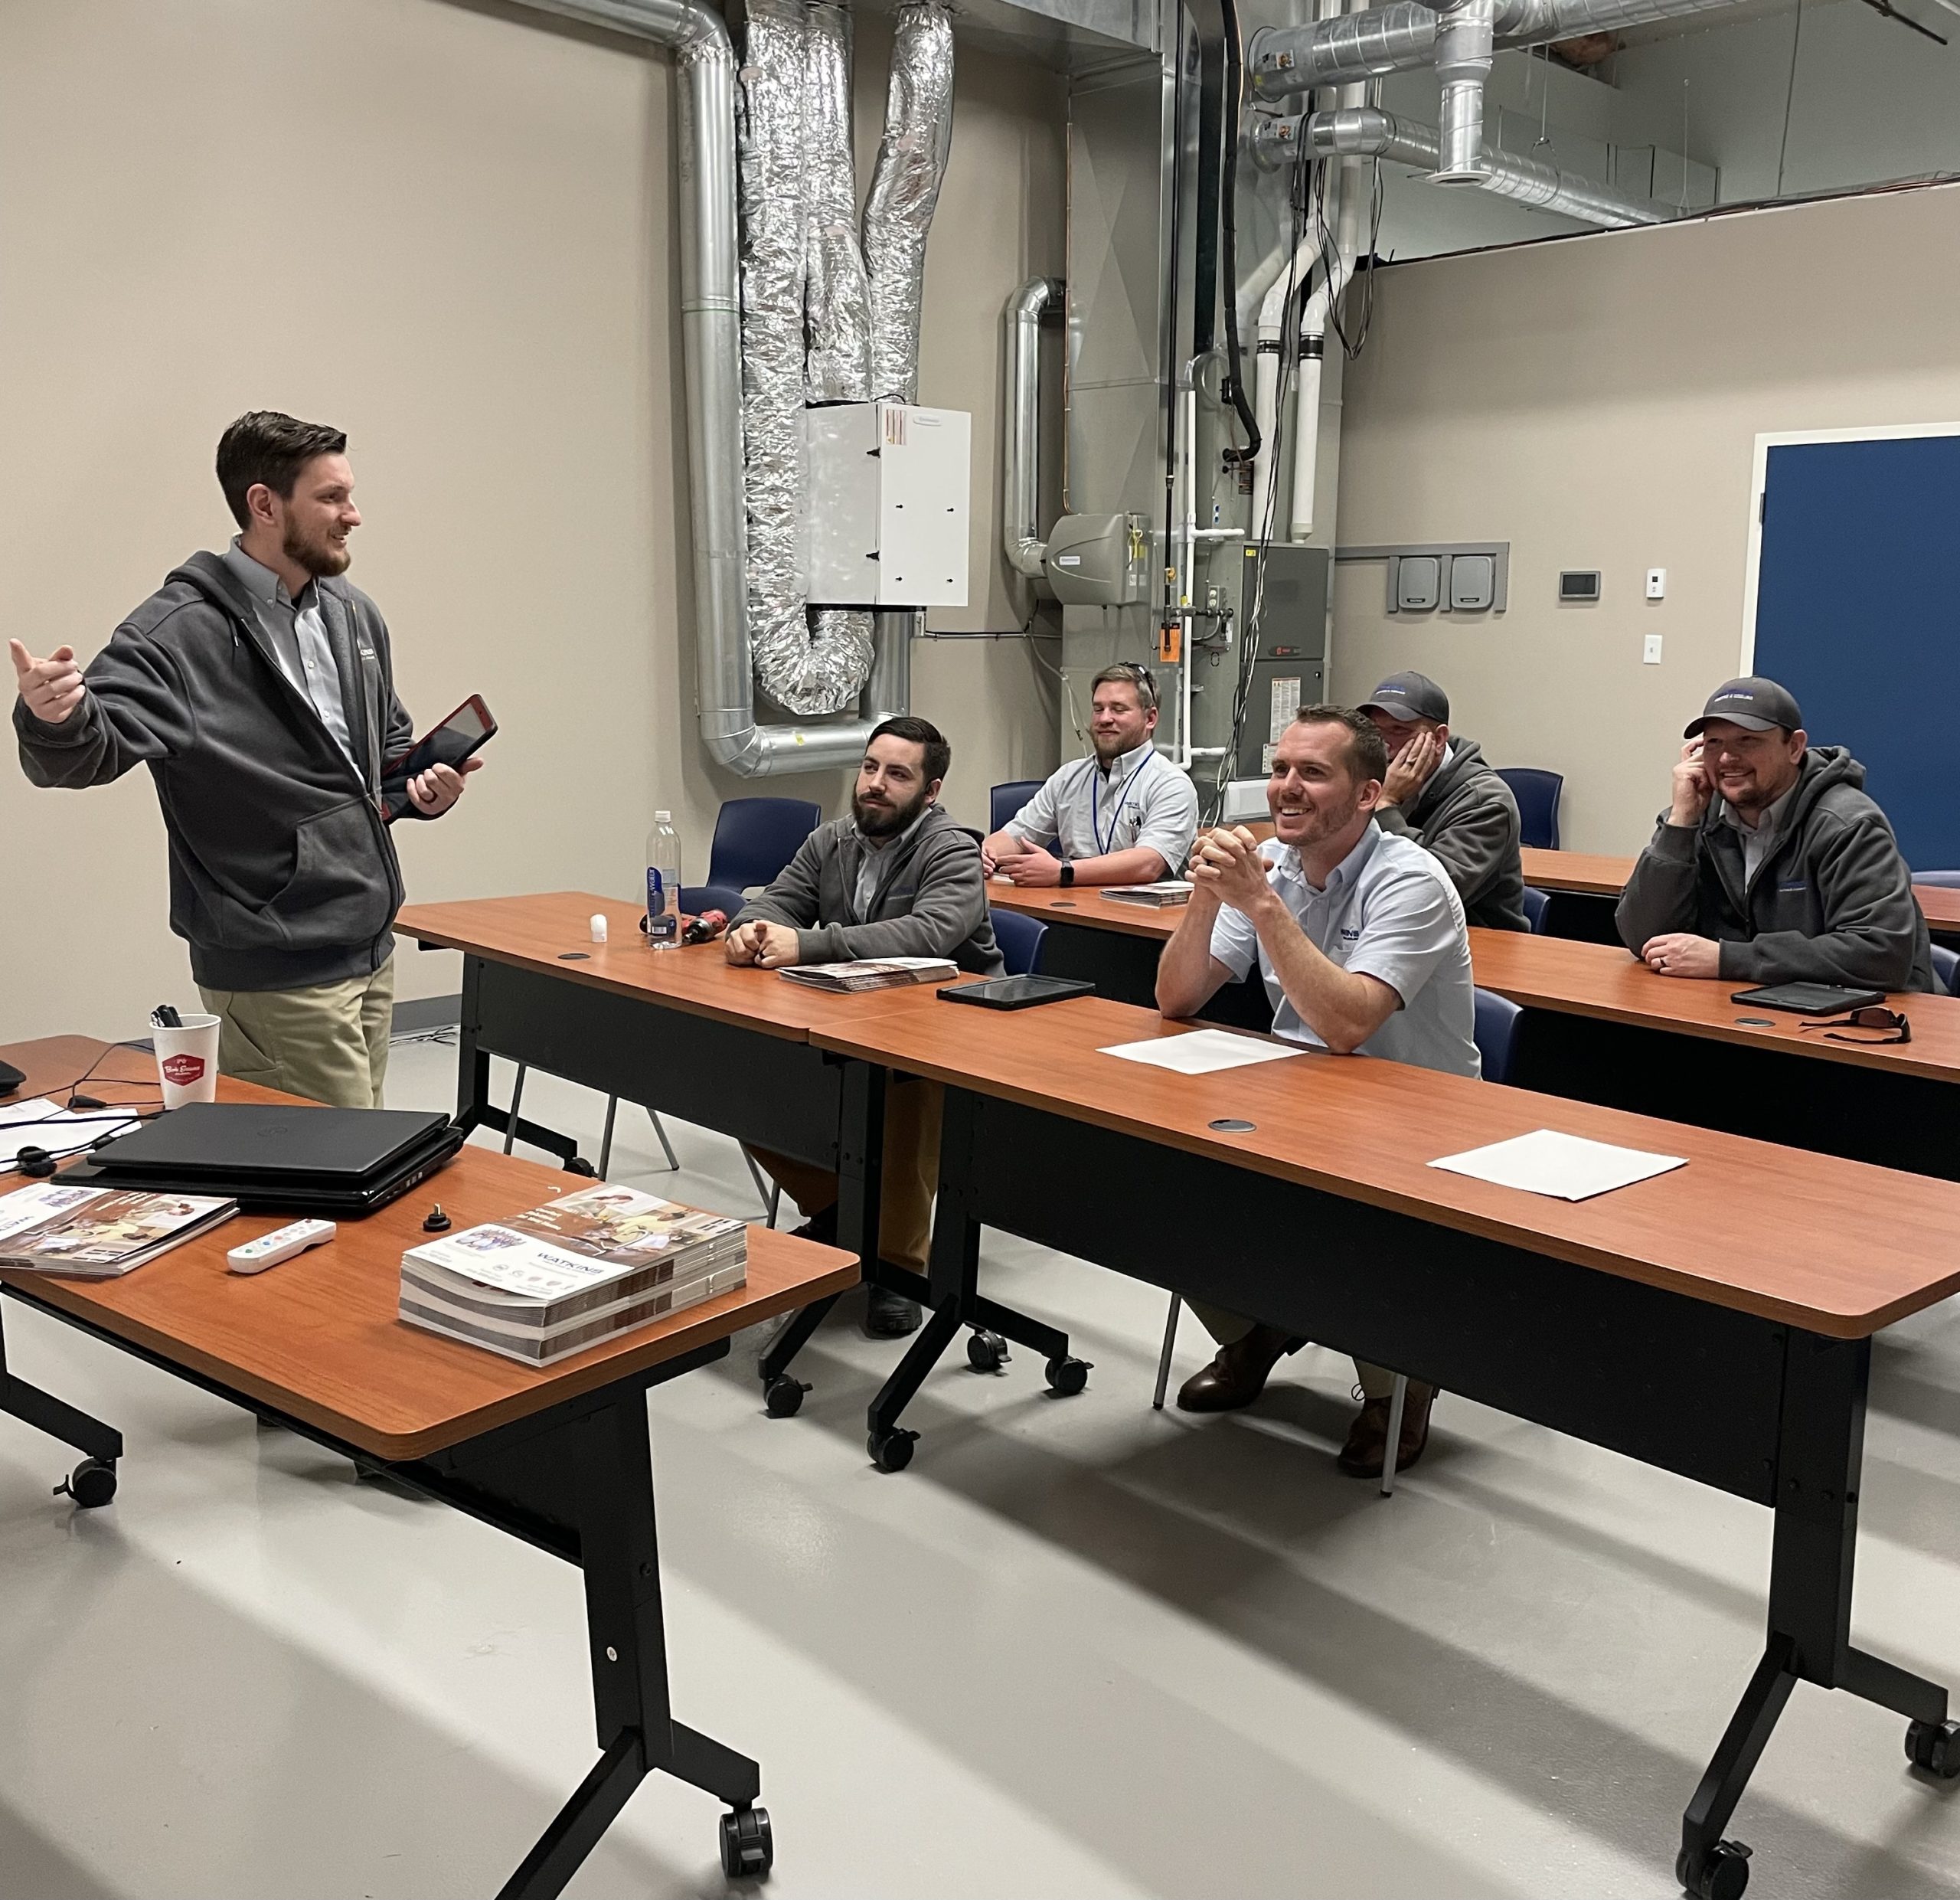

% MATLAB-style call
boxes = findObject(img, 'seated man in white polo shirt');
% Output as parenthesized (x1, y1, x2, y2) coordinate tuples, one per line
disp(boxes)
(1156, 704, 1480, 1479)
(982, 662, 1198, 888)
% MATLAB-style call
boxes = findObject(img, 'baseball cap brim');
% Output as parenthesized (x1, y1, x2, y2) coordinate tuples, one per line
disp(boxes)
(1684, 711, 1780, 737)
(1360, 697, 1422, 719)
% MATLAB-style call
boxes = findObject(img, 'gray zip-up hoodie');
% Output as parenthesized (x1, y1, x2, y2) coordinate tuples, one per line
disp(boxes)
(1615, 744, 1932, 992)
(12, 551, 426, 993)
(1373, 735, 1528, 932)
(735, 803, 1004, 973)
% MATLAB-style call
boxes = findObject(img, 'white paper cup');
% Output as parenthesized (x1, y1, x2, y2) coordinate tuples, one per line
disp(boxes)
(154, 1014, 220, 1108)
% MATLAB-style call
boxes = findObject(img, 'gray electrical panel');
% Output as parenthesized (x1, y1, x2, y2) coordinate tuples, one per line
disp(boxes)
(1234, 544, 1329, 780)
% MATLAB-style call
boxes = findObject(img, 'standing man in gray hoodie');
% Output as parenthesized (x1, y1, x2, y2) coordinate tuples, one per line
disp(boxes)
(1617, 675, 1931, 992)
(1359, 672, 1528, 931)
(730, 715, 1001, 1336)
(11, 411, 478, 1108)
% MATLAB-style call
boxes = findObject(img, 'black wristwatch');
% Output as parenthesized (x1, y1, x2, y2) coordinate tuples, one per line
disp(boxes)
(1059, 862, 1075, 888)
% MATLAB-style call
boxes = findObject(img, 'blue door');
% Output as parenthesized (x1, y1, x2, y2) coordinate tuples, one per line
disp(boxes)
(1753, 431, 1960, 871)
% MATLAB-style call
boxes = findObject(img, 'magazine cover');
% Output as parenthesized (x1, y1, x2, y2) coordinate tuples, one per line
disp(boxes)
(504, 1184, 743, 1266)
(8, 1191, 230, 1268)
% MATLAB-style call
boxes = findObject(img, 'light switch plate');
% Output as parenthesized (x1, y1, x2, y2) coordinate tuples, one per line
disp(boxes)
(1646, 567, 1667, 600)
(1643, 634, 1664, 665)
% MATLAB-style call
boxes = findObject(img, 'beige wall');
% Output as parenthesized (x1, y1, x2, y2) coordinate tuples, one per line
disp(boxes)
(0, 0, 1063, 1046)
(1329, 180, 1960, 855)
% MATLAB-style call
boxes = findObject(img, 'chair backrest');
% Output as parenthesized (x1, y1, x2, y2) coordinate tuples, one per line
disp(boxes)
(990, 907, 1047, 977)
(1495, 768, 1564, 851)
(707, 798, 822, 894)
(1913, 871, 1960, 889)
(1933, 943, 1960, 998)
(990, 780, 1046, 836)
(1473, 986, 1523, 1086)
(1520, 885, 1551, 934)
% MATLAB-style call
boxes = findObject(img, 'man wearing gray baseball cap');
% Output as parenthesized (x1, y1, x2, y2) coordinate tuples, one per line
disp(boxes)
(1359, 670, 1528, 931)
(1616, 675, 1932, 990)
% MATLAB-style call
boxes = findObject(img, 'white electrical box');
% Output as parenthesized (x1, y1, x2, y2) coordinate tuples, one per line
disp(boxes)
(802, 401, 970, 608)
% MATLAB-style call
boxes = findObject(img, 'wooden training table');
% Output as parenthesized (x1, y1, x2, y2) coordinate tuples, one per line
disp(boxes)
(802, 987, 1960, 1898)
(0, 1036, 858, 1895)
(1519, 846, 1960, 947)
(396, 891, 1085, 1413)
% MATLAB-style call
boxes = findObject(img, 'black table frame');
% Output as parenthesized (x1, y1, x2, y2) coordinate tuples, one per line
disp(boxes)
(0, 1280, 768, 1895)
(440, 950, 1072, 1412)
(867, 1081, 1959, 1895)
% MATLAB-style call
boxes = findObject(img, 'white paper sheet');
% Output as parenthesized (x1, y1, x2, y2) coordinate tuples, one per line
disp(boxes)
(1429, 1128, 1687, 1202)
(0, 1096, 143, 1152)
(1098, 1029, 1304, 1076)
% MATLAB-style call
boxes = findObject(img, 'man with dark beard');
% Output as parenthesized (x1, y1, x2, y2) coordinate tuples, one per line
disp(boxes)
(11, 412, 476, 1108)
(729, 715, 1001, 1336)
(1154, 705, 1478, 1477)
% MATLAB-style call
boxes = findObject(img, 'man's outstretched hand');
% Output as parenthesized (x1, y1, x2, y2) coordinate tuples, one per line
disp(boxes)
(9, 640, 85, 727)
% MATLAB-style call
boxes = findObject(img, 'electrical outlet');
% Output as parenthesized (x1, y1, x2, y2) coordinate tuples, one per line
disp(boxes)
(1646, 567, 1667, 600)
(1643, 634, 1664, 665)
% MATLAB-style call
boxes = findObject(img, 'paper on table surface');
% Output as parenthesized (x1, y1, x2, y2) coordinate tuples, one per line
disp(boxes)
(1429, 1127, 1687, 1202)
(1098, 1028, 1303, 1076)
(0, 1095, 143, 1150)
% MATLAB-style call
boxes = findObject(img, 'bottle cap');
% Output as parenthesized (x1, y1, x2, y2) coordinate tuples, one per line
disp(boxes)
(655, 809, 671, 822)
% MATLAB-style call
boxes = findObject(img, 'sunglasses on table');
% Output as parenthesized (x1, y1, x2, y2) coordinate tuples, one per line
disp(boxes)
(1797, 1006, 1911, 1046)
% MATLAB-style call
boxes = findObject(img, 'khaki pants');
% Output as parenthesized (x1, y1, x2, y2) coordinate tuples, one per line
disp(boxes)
(198, 960, 396, 1109)
(1187, 1300, 1399, 1401)
(750, 1076, 943, 1273)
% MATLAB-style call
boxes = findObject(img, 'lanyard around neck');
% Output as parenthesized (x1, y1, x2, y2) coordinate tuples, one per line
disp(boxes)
(1090, 750, 1153, 858)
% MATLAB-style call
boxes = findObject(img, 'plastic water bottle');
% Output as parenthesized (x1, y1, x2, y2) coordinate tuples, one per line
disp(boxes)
(645, 810, 681, 950)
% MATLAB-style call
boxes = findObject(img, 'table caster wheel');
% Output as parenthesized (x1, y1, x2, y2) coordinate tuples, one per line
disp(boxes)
(563, 1156, 598, 1178)
(719, 1802, 773, 1879)
(1676, 1838, 1751, 1900)
(1044, 1354, 1091, 1397)
(763, 1375, 808, 1419)
(867, 1427, 916, 1473)
(1907, 1718, 1960, 1777)
(966, 1329, 1008, 1374)
(53, 1458, 117, 1509)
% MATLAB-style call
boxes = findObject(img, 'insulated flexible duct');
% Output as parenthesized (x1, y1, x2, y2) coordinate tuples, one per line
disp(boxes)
(802, 0, 877, 716)
(864, 1, 956, 404)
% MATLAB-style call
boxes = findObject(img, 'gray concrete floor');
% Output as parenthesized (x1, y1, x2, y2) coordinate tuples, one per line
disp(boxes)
(3, 1030, 1960, 1897)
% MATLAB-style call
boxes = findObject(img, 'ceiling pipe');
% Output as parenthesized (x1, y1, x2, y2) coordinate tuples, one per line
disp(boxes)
(1254, 0, 1753, 95)
(1002, 276, 1064, 584)
(1432, 0, 1498, 184)
(506, 0, 897, 777)
(1308, 103, 1677, 225)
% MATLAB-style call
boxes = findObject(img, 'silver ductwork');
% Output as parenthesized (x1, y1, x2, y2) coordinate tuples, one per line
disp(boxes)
(1255, 0, 1752, 96)
(1308, 104, 1677, 226)
(507, 0, 911, 777)
(801, 2, 880, 721)
(1003, 275, 1063, 582)
(1432, 0, 1498, 184)
(864, 2, 958, 404)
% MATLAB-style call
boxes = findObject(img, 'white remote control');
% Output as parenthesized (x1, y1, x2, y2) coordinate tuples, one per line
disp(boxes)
(227, 1218, 337, 1274)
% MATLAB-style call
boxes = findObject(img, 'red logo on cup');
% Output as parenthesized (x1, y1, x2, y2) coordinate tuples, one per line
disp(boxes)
(161, 1055, 206, 1086)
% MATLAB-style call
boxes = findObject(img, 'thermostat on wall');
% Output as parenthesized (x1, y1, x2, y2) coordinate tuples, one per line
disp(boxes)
(1559, 571, 1602, 603)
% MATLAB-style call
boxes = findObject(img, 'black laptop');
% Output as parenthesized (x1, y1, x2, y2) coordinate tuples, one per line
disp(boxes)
(61, 1104, 464, 1215)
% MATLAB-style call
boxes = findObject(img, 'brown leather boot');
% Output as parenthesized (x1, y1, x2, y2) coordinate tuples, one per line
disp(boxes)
(1337, 1382, 1437, 1479)
(1176, 1325, 1294, 1413)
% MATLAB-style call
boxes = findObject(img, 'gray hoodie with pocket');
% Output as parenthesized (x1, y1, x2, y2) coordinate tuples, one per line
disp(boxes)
(735, 803, 1004, 973)
(1615, 744, 1932, 993)
(1372, 735, 1528, 932)
(12, 551, 426, 993)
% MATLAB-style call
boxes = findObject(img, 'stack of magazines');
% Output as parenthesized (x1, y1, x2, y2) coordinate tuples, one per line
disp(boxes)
(398, 1183, 747, 1365)
(776, 957, 958, 992)
(0, 1181, 236, 1278)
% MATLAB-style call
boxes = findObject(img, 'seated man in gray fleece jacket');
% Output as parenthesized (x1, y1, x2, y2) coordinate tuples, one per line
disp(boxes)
(730, 715, 1002, 1336)
(1617, 675, 1932, 993)
(1359, 671, 1527, 931)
